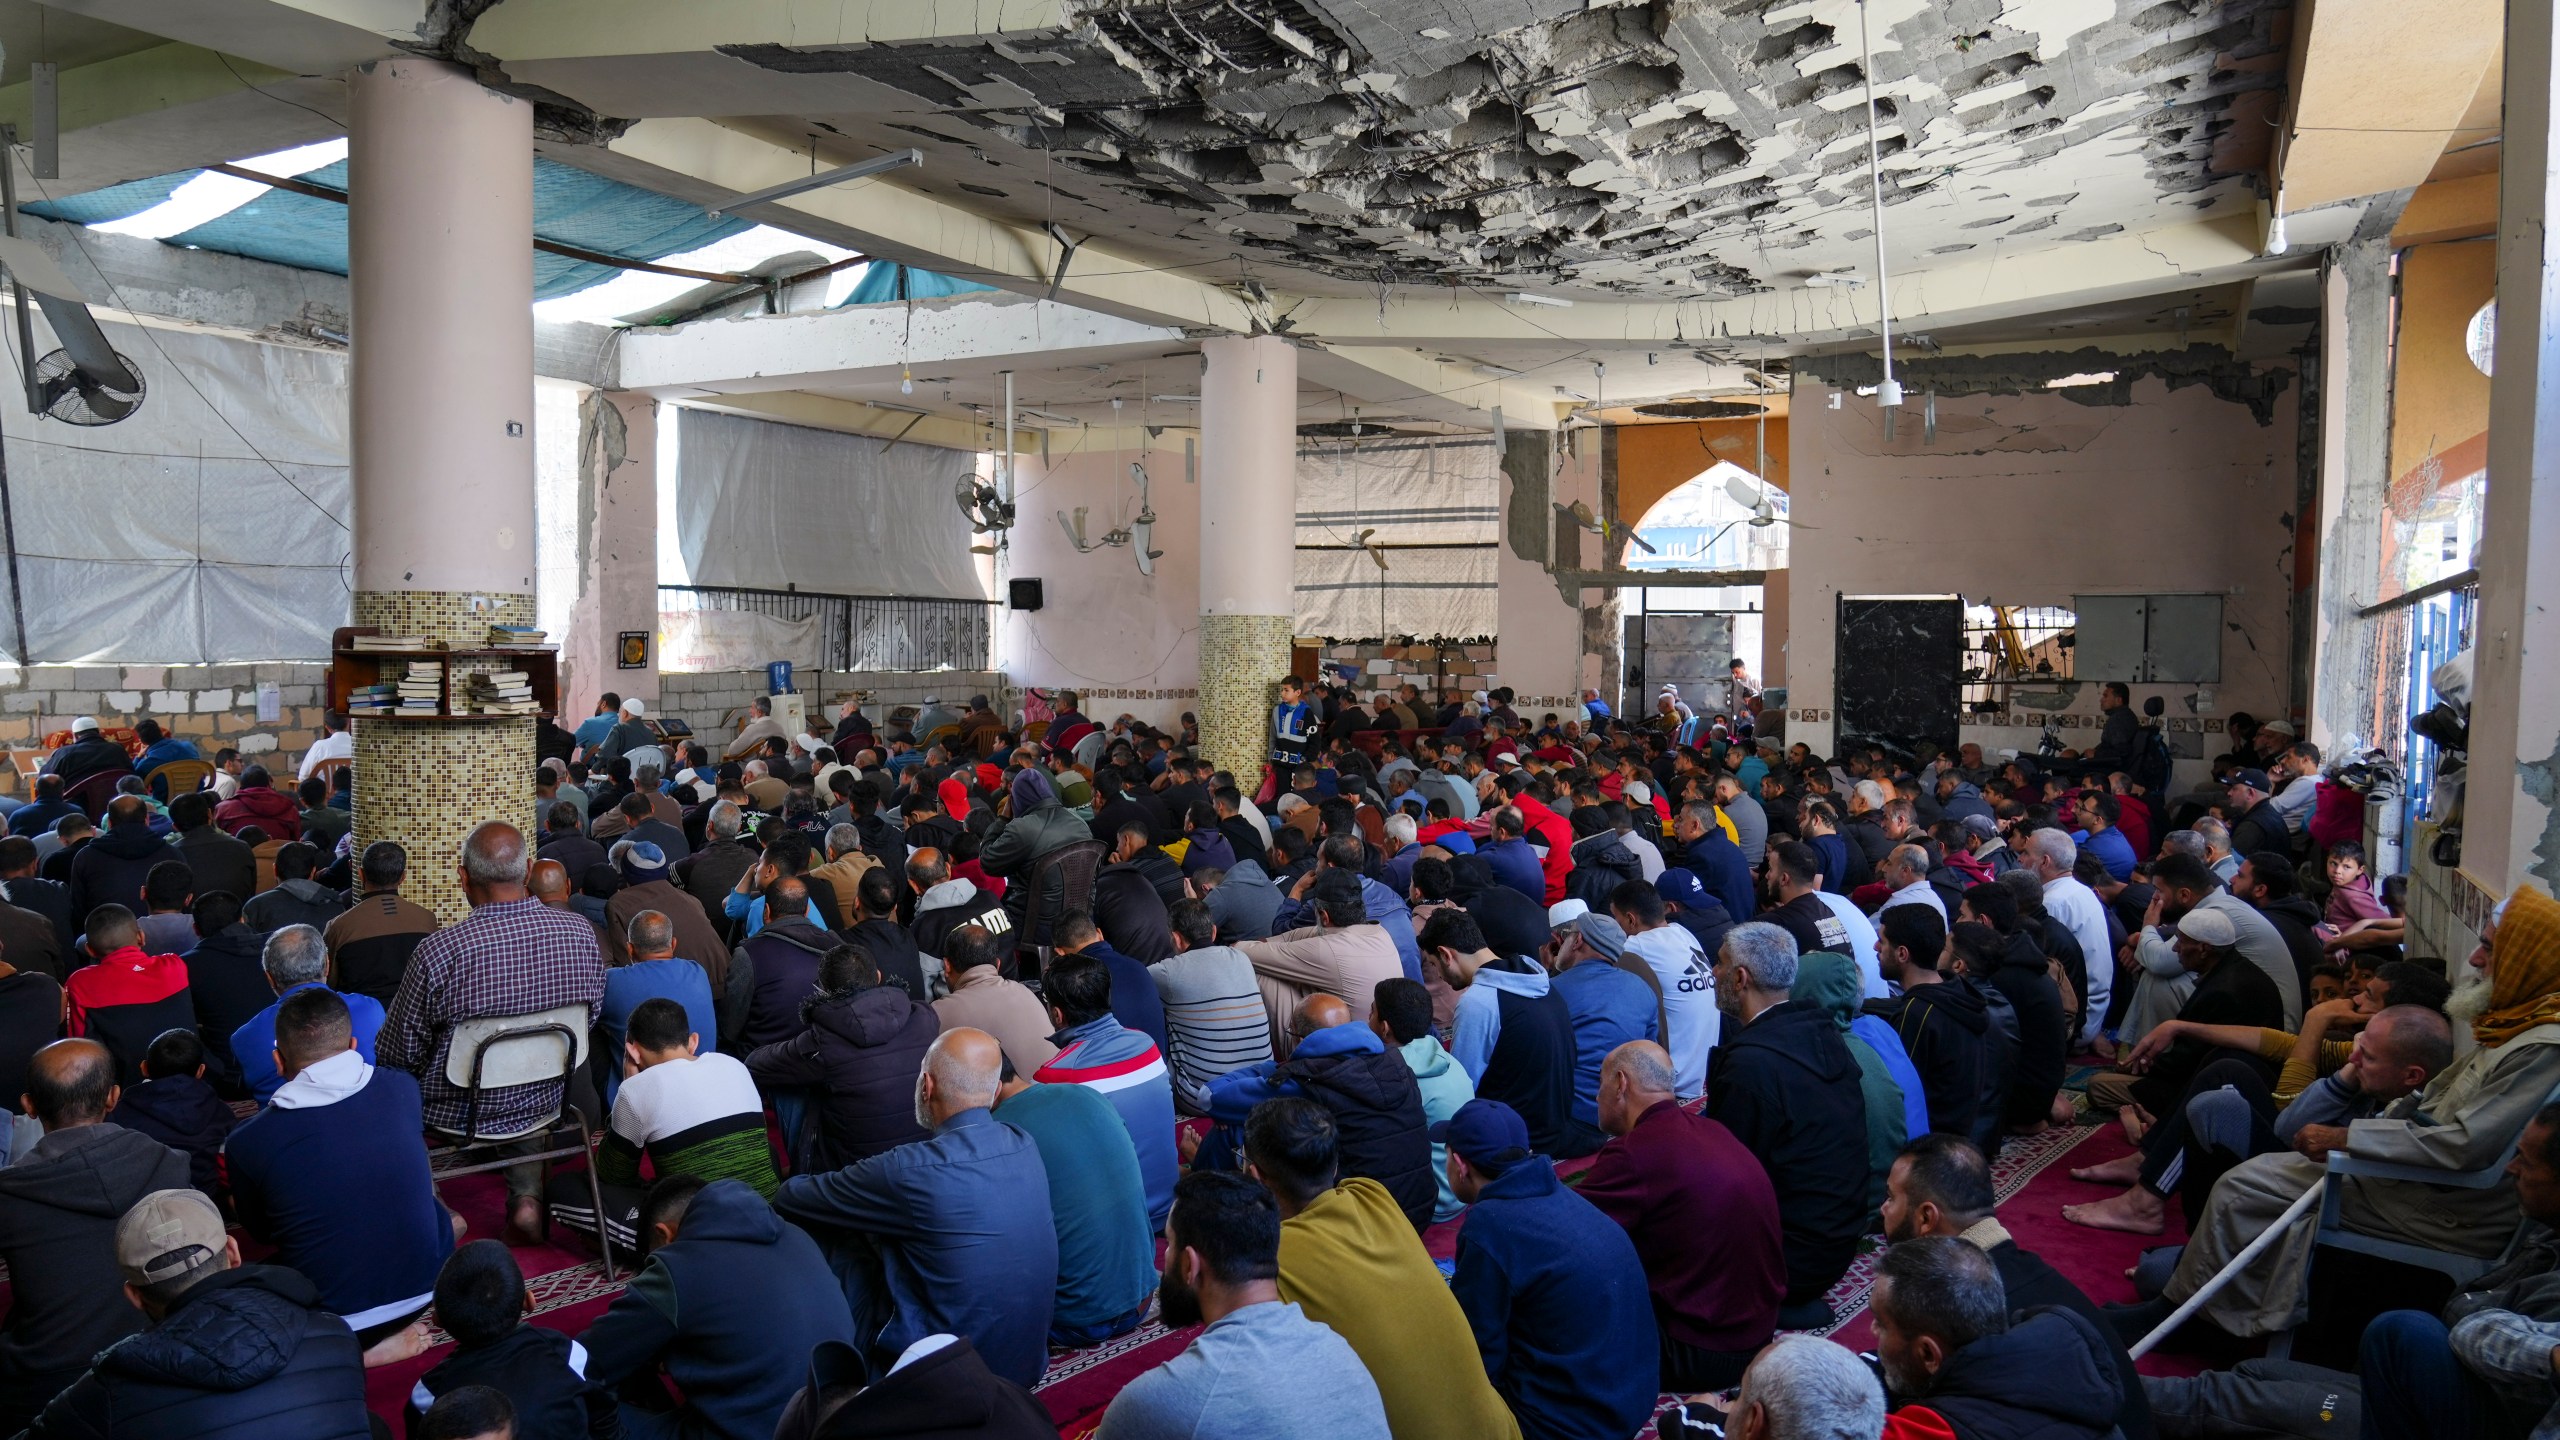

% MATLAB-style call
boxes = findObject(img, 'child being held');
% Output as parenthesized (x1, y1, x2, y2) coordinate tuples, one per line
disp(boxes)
(409, 1240, 617, 1440)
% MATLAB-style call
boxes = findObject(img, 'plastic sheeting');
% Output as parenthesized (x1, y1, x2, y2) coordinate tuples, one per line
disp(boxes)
(1294, 436, 1498, 640)
(838, 264, 998, 305)
(0, 318, 351, 662)
(659, 606, 827, 673)
(672, 408, 989, 601)
(27, 158, 753, 301)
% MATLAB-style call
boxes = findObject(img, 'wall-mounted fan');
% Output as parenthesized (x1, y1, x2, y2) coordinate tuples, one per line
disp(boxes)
(957, 474, 1016, 556)
(1566, 498, 1659, 556)
(32, 344, 142, 425)
(0, 234, 146, 426)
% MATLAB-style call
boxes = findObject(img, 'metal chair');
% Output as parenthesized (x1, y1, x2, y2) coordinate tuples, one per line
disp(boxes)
(143, 759, 213, 799)
(425, 1003, 618, 1279)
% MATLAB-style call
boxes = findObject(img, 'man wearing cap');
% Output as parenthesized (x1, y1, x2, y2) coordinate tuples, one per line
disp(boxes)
(604, 841, 733, 1026)
(2268, 736, 2322, 836)
(1652, 868, 1736, 967)
(2087, 906, 2284, 1123)
(2223, 767, 2289, 862)
(1441, 1098, 1660, 1440)
(914, 694, 959, 739)
(19, 1187, 371, 1438)
(39, 716, 133, 789)
(1545, 906, 1661, 1132)
(594, 697, 662, 773)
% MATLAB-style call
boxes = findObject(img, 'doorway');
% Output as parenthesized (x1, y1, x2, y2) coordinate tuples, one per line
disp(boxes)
(1836, 596, 1961, 758)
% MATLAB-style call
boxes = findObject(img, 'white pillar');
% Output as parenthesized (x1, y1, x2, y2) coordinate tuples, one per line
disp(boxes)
(2466, 0, 2560, 897)
(560, 392, 657, 722)
(1196, 335, 1298, 781)
(345, 59, 538, 916)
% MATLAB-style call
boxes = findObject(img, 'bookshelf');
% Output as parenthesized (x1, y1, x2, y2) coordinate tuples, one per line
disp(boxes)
(328, 627, 561, 720)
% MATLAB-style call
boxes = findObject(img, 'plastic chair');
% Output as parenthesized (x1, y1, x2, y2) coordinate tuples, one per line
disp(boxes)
(61, 770, 126, 820)
(425, 1003, 618, 1279)
(308, 757, 350, 794)
(144, 759, 213, 799)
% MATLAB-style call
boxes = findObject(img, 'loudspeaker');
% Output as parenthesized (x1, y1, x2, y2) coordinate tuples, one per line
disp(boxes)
(1009, 578, 1044, 611)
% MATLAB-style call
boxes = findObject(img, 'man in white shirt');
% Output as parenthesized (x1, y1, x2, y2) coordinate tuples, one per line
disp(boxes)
(1810, 884, 1886, 998)
(548, 995, 773, 1253)
(2026, 828, 2114, 1047)
(297, 713, 352, 783)
(1607, 883, 1717, 1100)
(721, 696, 795, 762)
(2268, 741, 2322, 836)
(1876, 844, 1948, 923)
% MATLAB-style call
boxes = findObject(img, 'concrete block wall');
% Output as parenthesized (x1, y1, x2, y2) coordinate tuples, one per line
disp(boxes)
(1313, 640, 1577, 714)
(656, 669, 1012, 743)
(2405, 816, 2497, 969)
(0, 662, 335, 789)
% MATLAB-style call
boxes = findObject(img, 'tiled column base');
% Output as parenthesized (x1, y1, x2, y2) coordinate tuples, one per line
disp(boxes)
(1198, 613, 1294, 784)
(352, 590, 537, 924)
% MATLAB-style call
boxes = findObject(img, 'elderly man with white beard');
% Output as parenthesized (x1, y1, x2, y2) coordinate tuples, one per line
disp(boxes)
(2107, 885, 2560, 1341)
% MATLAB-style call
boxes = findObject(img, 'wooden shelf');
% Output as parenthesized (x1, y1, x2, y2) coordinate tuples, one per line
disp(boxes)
(328, 626, 561, 722)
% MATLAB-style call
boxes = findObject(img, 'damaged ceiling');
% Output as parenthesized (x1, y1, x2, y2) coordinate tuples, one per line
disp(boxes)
(686, 0, 2292, 299)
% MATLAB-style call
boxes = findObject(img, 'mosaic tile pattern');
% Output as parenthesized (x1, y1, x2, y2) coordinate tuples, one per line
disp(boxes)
(353, 590, 537, 648)
(1198, 612, 1294, 782)
(351, 590, 537, 924)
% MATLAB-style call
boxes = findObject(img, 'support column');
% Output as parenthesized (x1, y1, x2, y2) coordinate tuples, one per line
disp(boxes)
(348, 58, 536, 920)
(559, 391, 657, 723)
(2303, 238, 2393, 754)
(1196, 335, 1297, 782)
(2466, 0, 2560, 895)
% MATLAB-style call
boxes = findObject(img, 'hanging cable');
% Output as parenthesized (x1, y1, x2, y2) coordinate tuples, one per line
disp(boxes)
(1857, 0, 1903, 408)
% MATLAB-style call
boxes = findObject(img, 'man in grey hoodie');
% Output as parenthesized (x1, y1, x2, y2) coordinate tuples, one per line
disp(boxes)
(0, 1039, 192, 1432)
(1198, 858, 1282, 941)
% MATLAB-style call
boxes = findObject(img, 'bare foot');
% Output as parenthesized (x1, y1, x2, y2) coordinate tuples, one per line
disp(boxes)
(2062, 1186, 2167, 1235)
(2049, 1093, 2079, 1128)
(2087, 1036, 2118, 1063)
(449, 1210, 468, 1243)
(505, 1196, 546, 1246)
(362, 1319, 432, 1369)
(2070, 1154, 2144, 1185)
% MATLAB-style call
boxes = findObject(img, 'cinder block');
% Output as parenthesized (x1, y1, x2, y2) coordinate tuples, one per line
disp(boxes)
(206, 665, 252, 687)
(25, 667, 70, 688)
(121, 667, 165, 690)
(102, 691, 144, 713)
(238, 733, 279, 754)
(52, 693, 98, 715)
(150, 690, 188, 713)
(280, 686, 316, 707)
(72, 667, 117, 688)
(1, 693, 38, 714)
(193, 689, 234, 713)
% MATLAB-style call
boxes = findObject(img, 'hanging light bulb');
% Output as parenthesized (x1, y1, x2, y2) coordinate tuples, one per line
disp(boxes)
(901, 364, 914, 396)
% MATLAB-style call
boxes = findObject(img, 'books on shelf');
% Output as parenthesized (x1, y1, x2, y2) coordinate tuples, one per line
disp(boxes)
(461, 668, 541, 715)
(349, 634, 429, 652)
(487, 625, 549, 647)
(345, 683, 397, 715)
(395, 659, 442, 714)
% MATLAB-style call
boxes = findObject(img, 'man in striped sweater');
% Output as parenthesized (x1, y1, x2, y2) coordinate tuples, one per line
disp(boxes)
(1148, 899, 1276, 1115)
(549, 996, 777, 1255)
(1036, 953, 1179, 1232)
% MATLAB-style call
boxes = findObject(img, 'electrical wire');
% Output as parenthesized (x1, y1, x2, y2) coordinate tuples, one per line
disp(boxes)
(215, 54, 348, 134)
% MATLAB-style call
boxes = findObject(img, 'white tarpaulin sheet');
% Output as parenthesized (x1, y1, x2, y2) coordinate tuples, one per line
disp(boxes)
(674, 408, 986, 599)
(0, 318, 350, 661)
(1294, 436, 1497, 640)
(658, 606, 827, 673)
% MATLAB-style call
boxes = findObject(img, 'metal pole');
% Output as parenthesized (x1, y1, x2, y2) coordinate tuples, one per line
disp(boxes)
(0, 129, 36, 664)
(1856, 1, 1901, 407)
(2129, 1176, 2327, 1358)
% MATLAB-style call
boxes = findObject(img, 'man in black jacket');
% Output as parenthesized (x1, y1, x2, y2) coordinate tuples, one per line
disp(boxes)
(1957, 883, 2069, 1134)
(2237, 851, 2324, 1004)
(1870, 1236, 2124, 1440)
(2222, 769, 2289, 860)
(1708, 920, 1871, 1328)
(1865, 904, 1993, 1147)
(21, 1186, 372, 1440)
(67, 797, 169, 926)
(0, 1040, 194, 1432)
(1882, 1137, 2154, 1440)
(168, 794, 255, 915)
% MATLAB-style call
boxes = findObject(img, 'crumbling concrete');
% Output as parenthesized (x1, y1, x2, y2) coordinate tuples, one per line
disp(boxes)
(1796, 343, 2295, 425)
(715, 0, 2291, 298)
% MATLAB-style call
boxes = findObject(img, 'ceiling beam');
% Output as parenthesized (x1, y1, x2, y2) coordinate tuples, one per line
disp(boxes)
(34, 0, 416, 75)
(613, 291, 1186, 394)
(571, 118, 1262, 335)
(662, 389, 1033, 455)
(1294, 343, 1570, 432)
(469, 0, 1066, 62)
(2275, 0, 2503, 210)
(0, 42, 341, 193)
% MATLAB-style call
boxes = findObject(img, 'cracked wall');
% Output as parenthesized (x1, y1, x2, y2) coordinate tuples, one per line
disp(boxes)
(720, 0, 2292, 298)
(1783, 362, 2297, 767)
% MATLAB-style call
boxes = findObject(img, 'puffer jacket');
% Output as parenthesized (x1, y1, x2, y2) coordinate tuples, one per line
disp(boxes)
(1564, 832, 1644, 911)
(1889, 1307, 2123, 1440)
(66, 821, 172, 922)
(24, 1264, 371, 1440)
(745, 982, 941, 1171)
(1282, 1031, 1437, 1232)
(978, 802, 1097, 944)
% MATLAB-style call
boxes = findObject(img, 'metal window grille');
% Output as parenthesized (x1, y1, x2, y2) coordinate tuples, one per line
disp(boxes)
(657, 585, 993, 673)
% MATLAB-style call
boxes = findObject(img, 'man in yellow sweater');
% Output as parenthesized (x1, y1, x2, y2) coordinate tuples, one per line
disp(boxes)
(1244, 1097, 1522, 1440)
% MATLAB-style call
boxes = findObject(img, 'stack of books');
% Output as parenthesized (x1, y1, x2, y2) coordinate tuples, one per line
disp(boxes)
(463, 668, 540, 715)
(397, 660, 443, 714)
(350, 634, 429, 653)
(345, 683, 397, 715)
(488, 624, 548, 647)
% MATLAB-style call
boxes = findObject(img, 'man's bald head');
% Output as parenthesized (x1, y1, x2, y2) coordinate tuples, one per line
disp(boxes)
(919, 1028, 1004, 1127)
(461, 821, 529, 893)
(1597, 1039, 1678, 1137)
(1293, 993, 1351, 1038)
(765, 875, 810, 921)
(27, 1038, 116, 1127)
(527, 858, 571, 906)
(906, 848, 949, 893)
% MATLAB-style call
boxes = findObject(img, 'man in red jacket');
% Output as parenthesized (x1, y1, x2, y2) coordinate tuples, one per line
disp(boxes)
(1493, 773, 1574, 904)
(212, 765, 302, 842)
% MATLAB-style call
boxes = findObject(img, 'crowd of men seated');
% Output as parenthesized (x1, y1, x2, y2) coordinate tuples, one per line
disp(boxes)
(0, 677, 2548, 1440)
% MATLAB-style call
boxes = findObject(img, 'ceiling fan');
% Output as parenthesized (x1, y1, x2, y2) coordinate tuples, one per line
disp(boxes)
(956, 474, 1016, 556)
(1566, 498, 1658, 556)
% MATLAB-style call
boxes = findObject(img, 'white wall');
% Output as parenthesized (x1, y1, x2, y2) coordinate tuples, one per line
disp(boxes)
(1783, 372, 2299, 764)
(1000, 435, 1203, 729)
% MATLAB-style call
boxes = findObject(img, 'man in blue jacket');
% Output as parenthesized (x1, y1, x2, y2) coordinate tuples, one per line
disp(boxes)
(1034, 953, 1178, 1231)
(583, 1175, 855, 1440)
(772, 1027, 1058, 1388)
(1442, 1100, 1659, 1440)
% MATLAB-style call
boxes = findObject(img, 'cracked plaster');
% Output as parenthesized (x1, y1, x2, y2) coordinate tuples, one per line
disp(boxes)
(718, 0, 2289, 299)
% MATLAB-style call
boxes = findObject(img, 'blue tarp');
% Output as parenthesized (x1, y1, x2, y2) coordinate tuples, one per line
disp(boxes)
(838, 262, 997, 305)
(27, 157, 753, 301)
